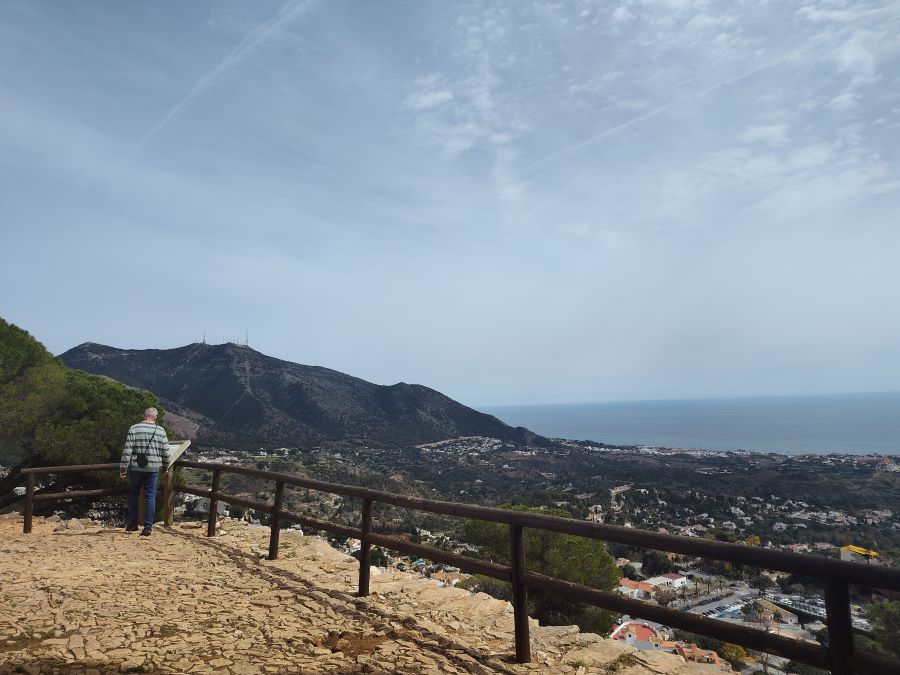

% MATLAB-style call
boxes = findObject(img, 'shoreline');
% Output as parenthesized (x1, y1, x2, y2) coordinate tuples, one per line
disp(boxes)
(555, 438, 900, 460)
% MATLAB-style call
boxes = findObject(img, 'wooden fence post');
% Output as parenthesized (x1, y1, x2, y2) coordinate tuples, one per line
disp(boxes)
(23, 473, 34, 534)
(163, 469, 175, 527)
(358, 498, 374, 596)
(268, 481, 285, 561)
(207, 469, 221, 538)
(824, 569, 854, 675)
(510, 523, 531, 663)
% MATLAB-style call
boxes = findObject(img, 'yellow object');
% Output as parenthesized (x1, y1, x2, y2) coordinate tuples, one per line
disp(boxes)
(841, 545, 878, 558)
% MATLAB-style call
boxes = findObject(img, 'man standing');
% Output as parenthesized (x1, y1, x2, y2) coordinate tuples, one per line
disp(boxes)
(120, 407, 170, 536)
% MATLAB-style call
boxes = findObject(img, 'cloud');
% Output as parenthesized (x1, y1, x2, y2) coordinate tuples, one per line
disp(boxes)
(4, 0, 900, 404)
(133, 0, 316, 156)
(525, 57, 785, 173)
(406, 89, 455, 111)
(641, 0, 709, 12)
(834, 33, 877, 84)
(685, 12, 736, 31)
(830, 91, 861, 112)
(612, 5, 635, 23)
(786, 144, 833, 171)
(796, 5, 891, 24)
(738, 123, 790, 147)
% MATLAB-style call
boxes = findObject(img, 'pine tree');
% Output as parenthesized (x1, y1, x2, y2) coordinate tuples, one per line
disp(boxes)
(0, 317, 163, 510)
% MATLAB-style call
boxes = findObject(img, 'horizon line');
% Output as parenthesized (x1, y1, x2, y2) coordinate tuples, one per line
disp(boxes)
(477, 389, 900, 409)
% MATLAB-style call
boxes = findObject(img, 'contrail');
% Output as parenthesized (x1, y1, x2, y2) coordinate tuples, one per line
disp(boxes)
(523, 58, 786, 174)
(132, 0, 315, 157)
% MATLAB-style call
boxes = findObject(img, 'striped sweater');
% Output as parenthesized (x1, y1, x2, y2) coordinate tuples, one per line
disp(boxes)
(120, 422, 170, 473)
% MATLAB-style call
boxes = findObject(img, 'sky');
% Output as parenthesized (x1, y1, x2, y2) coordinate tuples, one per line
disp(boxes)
(1, 0, 899, 407)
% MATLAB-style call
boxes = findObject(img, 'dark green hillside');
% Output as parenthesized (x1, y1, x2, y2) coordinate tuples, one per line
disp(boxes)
(59, 341, 547, 449)
(0, 318, 162, 510)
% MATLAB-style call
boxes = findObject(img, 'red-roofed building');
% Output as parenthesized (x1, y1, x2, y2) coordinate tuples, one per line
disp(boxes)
(618, 577, 655, 600)
(676, 643, 720, 665)
(610, 621, 662, 643)
(620, 624, 656, 642)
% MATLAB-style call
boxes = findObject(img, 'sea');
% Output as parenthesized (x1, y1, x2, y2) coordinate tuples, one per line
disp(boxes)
(482, 391, 900, 455)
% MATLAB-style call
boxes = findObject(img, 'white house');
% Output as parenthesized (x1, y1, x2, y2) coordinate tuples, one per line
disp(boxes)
(618, 578, 655, 600)
(646, 573, 688, 590)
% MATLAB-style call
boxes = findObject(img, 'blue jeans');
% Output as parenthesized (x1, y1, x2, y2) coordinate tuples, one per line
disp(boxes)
(128, 471, 159, 529)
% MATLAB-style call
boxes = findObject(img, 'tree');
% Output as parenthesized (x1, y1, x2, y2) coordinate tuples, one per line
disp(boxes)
(867, 600, 900, 659)
(719, 643, 747, 670)
(641, 550, 674, 576)
(742, 600, 765, 627)
(749, 573, 775, 596)
(458, 574, 511, 601)
(461, 505, 621, 632)
(352, 545, 390, 568)
(0, 317, 164, 510)
(655, 587, 677, 607)
(621, 564, 640, 581)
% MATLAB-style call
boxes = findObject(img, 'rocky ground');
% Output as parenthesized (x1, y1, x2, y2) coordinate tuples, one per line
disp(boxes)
(0, 514, 728, 674)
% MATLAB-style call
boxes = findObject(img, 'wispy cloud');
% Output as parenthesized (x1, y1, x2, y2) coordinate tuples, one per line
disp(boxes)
(524, 57, 786, 174)
(3, 0, 900, 404)
(739, 123, 790, 147)
(132, 0, 316, 156)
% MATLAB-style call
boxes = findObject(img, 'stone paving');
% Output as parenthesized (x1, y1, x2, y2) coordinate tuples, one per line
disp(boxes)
(0, 515, 728, 674)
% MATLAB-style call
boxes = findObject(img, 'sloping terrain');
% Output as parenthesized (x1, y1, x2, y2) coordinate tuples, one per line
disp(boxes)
(59, 342, 547, 449)
(0, 515, 725, 674)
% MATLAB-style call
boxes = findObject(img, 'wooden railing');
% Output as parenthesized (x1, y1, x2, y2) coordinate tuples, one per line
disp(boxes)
(19, 460, 900, 674)
(21, 462, 178, 532)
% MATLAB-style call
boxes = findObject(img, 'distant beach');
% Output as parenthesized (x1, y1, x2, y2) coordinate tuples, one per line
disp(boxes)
(483, 391, 900, 455)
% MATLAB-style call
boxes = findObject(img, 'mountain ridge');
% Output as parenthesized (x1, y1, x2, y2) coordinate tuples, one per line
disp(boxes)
(59, 341, 548, 449)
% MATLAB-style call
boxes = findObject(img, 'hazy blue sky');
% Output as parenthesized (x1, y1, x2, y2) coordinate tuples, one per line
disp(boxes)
(2, 1, 899, 406)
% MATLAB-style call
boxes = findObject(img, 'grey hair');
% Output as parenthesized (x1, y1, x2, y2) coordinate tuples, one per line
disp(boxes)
(144, 407, 159, 419)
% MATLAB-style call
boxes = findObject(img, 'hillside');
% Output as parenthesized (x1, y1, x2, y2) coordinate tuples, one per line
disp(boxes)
(59, 342, 547, 449)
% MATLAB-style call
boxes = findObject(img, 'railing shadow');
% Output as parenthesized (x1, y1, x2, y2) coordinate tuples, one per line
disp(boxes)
(164, 526, 522, 672)
(19, 460, 900, 674)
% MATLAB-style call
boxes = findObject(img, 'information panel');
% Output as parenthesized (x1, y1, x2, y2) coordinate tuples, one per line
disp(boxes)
(166, 440, 191, 468)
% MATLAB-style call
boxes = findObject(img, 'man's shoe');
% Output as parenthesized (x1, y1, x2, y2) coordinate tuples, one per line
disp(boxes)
(140, 528, 152, 537)
(125, 524, 139, 532)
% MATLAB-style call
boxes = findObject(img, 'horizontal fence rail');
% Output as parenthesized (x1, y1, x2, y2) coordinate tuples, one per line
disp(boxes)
(19, 460, 900, 674)
(20, 462, 177, 531)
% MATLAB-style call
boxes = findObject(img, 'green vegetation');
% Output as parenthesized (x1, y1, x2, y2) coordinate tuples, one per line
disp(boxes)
(748, 573, 775, 595)
(867, 600, 900, 659)
(641, 550, 673, 576)
(0, 317, 163, 511)
(718, 643, 747, 670)
(671, 629, 723, 654)
(351, 546, 391, 568)
(602, 653, 638, 672)
(267, 438, 900, 557)
(458, 504, 620, 633)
